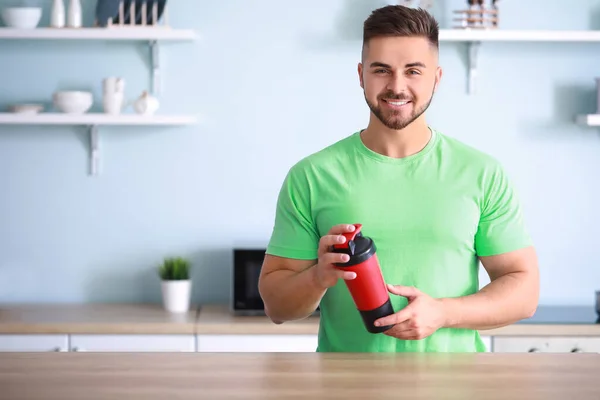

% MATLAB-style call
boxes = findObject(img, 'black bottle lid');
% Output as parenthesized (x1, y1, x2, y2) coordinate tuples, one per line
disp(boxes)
(331, 224, 376, 267)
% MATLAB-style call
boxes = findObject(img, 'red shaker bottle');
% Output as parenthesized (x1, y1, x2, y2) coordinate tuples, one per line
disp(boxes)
(331, 223, 395, 333)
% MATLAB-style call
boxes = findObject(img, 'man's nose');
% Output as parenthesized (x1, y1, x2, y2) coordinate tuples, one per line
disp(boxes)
(387, 73, 407, 94)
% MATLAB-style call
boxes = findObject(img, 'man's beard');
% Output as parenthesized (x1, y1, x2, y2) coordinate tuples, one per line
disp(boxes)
(365, 87, 435, 130)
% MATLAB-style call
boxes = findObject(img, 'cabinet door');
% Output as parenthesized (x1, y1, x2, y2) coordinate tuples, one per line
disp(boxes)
(480, 335, 492, 352)
(197, 334, 318, 352)
(544, 337, 600, 353)
(492, 336, 600, 353)
(0, 334, 68, 352)
(492, 337, 551, 353)
(69, 334, 195, 352)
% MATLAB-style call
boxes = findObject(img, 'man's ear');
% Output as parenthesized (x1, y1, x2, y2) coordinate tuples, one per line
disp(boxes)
(434, 66, 443, 92)
(358, 62, 364, 89)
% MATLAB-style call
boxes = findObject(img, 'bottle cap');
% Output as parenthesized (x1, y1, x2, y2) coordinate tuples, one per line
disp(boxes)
(331, 223, 376, 267)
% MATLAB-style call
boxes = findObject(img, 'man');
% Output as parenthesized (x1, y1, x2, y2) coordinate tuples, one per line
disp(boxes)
(258, 5, 539, 352)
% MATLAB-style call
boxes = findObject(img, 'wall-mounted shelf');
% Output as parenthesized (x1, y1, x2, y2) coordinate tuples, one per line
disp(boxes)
(440, 29, 600, 42)
(0, 27, 197, 95)
(0, 113, 197, 125)
(438, 29, 600, 94)
(0, 112, 198, 176)
(575, 114, 600, 126)
(0, 27, 196, 40)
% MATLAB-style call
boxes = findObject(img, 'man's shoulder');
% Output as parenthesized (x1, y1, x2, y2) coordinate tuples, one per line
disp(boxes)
(288, 132, 358, 175)
(436, 130, 503, 170)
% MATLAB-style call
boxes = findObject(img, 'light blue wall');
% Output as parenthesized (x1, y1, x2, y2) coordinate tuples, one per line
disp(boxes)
(1, 0, 599, 307)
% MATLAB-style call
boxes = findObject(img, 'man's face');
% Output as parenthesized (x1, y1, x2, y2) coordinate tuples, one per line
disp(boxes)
(358, 36, 442, 130)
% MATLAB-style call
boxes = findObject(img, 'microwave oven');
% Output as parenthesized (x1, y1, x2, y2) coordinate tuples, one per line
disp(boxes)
(232, 248, 267, 315)
(231, 248, 320, 316)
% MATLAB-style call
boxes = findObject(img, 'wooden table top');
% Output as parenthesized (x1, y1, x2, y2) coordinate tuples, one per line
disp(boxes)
(1, 352, 599, 399)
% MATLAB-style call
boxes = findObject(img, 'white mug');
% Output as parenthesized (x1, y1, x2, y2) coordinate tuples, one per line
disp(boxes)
(102, 77, 125, 114)
(103, 92, 124, 115)
(103, 77, 124, 94)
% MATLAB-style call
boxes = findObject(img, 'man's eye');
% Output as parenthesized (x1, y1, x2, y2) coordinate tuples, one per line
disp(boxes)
(408, 70, 420, 75)
(374, 69, 388, 74)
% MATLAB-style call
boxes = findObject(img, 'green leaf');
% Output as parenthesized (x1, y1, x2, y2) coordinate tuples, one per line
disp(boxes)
(158, 256, 190, 280)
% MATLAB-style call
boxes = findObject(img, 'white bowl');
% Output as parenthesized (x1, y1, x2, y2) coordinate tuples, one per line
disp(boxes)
(1, 7, 42, 29)
(53, 91, 93, 114)
(9, 103, 44, 114)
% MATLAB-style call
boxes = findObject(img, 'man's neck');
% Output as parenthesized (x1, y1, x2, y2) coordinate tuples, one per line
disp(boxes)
(360, 117, 431, 159)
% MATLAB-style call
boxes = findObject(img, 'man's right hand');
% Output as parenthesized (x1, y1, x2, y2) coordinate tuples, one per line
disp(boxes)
(312, 224, 358, 289)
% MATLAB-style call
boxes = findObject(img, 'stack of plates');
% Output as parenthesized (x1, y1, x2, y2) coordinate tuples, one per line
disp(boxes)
(95, 0, 167, 27)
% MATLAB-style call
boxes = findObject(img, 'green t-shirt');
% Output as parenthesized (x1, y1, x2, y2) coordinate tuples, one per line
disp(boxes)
(266, 128, 532, 352)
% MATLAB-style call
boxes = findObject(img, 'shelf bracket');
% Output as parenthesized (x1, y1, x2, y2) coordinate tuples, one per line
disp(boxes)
(467, 41, 481, 95)
(149, 40, 160, 96)
(88, 125, 100, 176)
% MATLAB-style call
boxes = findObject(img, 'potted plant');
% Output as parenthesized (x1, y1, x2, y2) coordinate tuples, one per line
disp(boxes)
(158, 257, 192, 313)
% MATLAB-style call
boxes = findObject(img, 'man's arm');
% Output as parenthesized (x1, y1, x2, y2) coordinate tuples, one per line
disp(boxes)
(258, 255, 323, 323)
(374, 246, 539, 339)
(259, 224, 359, 324)
(441, 245, 539, 330)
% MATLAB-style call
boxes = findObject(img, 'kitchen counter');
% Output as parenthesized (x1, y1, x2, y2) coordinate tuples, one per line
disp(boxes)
(1, 303, 599, 336)
(196, 304, 320, 334)
(0, 303, 198, 334)
(197, 305, 600, 336)
(1, 352, 599, 399)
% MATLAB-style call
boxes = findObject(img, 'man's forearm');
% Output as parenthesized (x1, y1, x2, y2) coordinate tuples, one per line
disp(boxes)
(259, 265, 326, 323)
(440, 270, 539, 330)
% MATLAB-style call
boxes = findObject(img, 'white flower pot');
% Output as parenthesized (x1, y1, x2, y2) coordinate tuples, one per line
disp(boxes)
(161, 280, 191, 313)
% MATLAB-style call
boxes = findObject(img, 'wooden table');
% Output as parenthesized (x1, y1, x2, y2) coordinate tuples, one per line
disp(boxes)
(1, 352, 599, 399)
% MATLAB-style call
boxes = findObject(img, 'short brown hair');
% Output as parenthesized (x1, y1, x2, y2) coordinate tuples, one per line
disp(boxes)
(362, 5, 439, 52)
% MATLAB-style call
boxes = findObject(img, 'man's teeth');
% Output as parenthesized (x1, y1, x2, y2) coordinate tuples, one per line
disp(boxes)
(387, 100, 408, 106)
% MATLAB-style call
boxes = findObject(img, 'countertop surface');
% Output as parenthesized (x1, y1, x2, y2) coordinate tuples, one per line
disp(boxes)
(1, 352, 599, 399)
(1, 303, 599, 336)
(195, 304, 320, 334)
(0, 303, 198, 334)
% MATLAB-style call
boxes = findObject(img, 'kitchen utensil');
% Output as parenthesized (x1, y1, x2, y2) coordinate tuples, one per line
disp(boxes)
(67, 0, 82, 28)
(53, 91, 93, 114)
(103, 77, 125, 115)
(1, 7, 42, 29)
(8, 104, 44, 114)
(95, 0, 166, 26)
(50, 0, 65, 28)
(133, 91, 159, 115)
(331, 224, 395, 333)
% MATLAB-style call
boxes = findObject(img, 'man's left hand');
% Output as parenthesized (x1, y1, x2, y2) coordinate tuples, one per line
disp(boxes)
(374, 284, 447, 340)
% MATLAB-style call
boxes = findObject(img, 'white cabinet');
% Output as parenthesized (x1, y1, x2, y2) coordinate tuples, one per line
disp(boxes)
(480, 335, 492, 352)
(0, 334, 68, 352)
(492, 336, 600, 353)
(197, 334, 318, 352)
(196, 334, 491, 353)
(69, 334, 195, 352)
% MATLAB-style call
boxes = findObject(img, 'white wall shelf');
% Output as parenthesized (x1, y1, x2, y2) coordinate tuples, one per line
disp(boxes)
(0, 25, 198, 176)
(0, 113, 198, 176)
(0, 27, 197, 95)
(0, 27, 196, 41)
(440, 29, 600, 42)
(438, 29, 600, 94)
(575, 114, 600, 126)
(0, 113, 197, 125)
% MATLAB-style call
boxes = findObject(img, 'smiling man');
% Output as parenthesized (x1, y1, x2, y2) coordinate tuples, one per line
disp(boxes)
(258, 5, 539, 352)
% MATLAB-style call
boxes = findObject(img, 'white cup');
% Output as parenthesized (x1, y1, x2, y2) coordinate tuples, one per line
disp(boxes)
(103, 92, 124, 115)
(103, 77, 124, 93)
